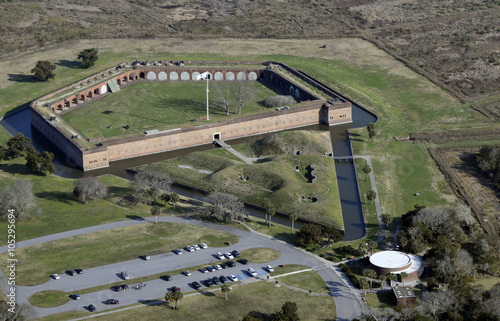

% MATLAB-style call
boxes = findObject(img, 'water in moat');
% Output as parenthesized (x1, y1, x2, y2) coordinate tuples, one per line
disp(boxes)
(1, 104, 376, 240)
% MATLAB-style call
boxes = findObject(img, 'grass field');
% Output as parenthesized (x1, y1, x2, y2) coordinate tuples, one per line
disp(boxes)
(0, 222, 238, 286)
(61, 80, 278, 139)
(28, 291, 68, 308)
(277, 270, 331, 294)
(240, 248, 280, 263)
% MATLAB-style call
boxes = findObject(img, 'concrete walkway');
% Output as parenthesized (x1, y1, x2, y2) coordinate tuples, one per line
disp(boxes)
(214, 139, 259, 164)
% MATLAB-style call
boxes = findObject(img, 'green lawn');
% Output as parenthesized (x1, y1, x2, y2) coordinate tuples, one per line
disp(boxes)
(277, 270, 331, 294)
(29, 290, 68, 308)
(61, 80, 278, 139)
(0, 222, 238, 286)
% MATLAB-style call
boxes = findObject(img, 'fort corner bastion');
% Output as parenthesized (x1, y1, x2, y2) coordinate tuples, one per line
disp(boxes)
(30, 61, 352, 171)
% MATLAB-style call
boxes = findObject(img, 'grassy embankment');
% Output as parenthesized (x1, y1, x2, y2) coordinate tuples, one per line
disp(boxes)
(0, 222, 238, 286)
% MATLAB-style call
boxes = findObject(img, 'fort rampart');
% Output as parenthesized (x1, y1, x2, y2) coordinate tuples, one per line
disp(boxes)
(30, 61, 352, 171)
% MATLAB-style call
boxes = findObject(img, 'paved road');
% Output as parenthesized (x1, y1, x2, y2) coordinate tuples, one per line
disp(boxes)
(0, 216, 364, 319)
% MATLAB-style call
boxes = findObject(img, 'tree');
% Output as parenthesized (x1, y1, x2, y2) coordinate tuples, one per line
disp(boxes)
(169, 193, 180, 209)
(221, 284, 230, 300)
(73, 177, 108, 204)
(213, 80, 232, 116)
(25, 150, 55, 175)
(274, 301, 300, 321)
(366, 190, 377, 203)
(131, 171, 171, 204)
(151, 205, 160, 224)
(289, 211, 298, 232)
(202, 192, 248, 223)
(264, 95, 296, 107)
(165, 291, 175, 309)
(382, 214, 393, 228)
(31, 60, 56, 81)
(296, 223, 324, 247)
(264, 199, 276, 227)
(367, 123, 376, 141)
(0, 146, 5, 160)
(236, 81, 256, 114)
(389, 273, 397, 287)
(324, 226, 342, 246)
(366, 240, 377, 256)
(400, 271, 408, 285)
(262, 198, 272, 224)
(0, 301, 36, 321)
(0, 179, 38, 220)
(172, 290, 183, 310)
(358, 243, 368, 256)
(359, 277, 369, 298)
(6, 133, 32, 159)
(363, 269, 377, 292)
(78, 48, 98, 68)
(363, 164, 372, 179)
(160, 192, 170, 206)
(378, 275, 387, 290)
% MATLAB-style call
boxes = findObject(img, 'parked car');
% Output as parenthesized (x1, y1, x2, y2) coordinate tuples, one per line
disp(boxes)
(174, 249, 183, 255)
(183, 271, 192, 276)
(216, 252, 225, 260)
(214, 265, 222, 270)
(239, 259, 249, 265)
(192, 244, 200, 251)
(232, 250, 241, 257)
(199, 243, 208, 249)
(70, 294, 80, 300)
(51, 274, 60, 280)
(205, 278, 214, 287)
(88, 304, 96, 312)
(66, 270, 76, 276)
(266, 265, 274, 273)
(160, 275, 172, 281)
(247, 268, 257, 277)
(120, 271, 129, 280)
(226, 261, 236, 268)
(220, 263, 228, 269)
(207, 266, 215, 272)
(186, 246, 195, 252)
(75, 268, 84, 274)
(141, 254, 151, 260)
(112, 285, 123, 292)
(199, 268, 208, 273)
(220, 275, 228, 283)
(213, 276, 221, 285)
(192, 281, 202, 290)
(224, 252, 234, 259)
(228, 275, 238, 282)
(171, 286, 181, 292)
(120, 284, 129, 290)
(105, 299, 119, 305)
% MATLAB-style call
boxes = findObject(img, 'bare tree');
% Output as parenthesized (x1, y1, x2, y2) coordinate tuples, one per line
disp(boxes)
(0, 179, 38, 220)
(131, 171, 171, 204)
(236, 81, 256, 114)
(213, 80, 232, 116)
(413, 207, 450, 233)
(202, 192, 248, 223)
(455, 205, 474, 227)
(73, 177, 108, 204)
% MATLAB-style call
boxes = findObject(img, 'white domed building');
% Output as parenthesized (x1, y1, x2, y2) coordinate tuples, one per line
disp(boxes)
(369, 251, 424, 281)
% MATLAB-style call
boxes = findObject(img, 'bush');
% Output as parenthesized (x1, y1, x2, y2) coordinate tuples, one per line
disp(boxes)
(264, 95, 296, 107)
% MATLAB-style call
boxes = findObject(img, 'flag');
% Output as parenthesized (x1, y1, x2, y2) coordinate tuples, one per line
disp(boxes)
(196, 72, 209, 80)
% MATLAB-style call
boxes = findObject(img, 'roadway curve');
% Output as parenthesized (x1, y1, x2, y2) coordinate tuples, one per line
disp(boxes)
(0, 216, 365, 320)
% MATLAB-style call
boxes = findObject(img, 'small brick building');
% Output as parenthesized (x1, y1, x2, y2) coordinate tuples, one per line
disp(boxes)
(392, 286, 417, 306)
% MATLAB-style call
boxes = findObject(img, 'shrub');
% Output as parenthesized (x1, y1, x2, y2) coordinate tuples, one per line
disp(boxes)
(264, 95, 296, 107)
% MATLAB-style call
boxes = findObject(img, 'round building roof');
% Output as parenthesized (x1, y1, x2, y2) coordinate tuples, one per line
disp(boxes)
(369, 251, 412, 269)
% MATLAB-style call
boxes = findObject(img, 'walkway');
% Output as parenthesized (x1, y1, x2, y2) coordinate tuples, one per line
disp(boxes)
(213, 139, 259, 164)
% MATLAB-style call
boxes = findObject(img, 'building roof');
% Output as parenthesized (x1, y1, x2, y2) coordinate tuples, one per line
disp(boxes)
(370, 251, 411, 269)
(393, 286, 416, 298)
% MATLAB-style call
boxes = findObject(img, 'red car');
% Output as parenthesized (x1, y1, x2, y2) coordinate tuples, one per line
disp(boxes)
(105, 299, 119, 305)
(171, 286, 181, 292)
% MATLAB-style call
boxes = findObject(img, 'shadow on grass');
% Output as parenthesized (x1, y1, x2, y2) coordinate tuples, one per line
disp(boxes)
(126, 215, 145, 221)
(246, 310, 273, 321)
(35, 191, 74, 204)
(55, 60, 81, 69)
(180, 198, 203, 206)
(107, 186, 130, 198)
(138, 299, 167, 306)
(7, 74, 36, 83)
(374, 291, 395, 307)
(200, 291, 215, 297)
(0, 163, 32, 175)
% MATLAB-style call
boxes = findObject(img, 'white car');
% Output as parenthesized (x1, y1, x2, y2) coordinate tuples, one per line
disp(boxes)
(174, 249, 183, 255)
(192, 244, 200, 251)
(224, 252, 234, 259)
(216, 252, 225, 260)
(51, 274, 60, 280)
(186, 246, 195, 252)
(183, 271, 192, 276)
(228, 275, 238, 282)
(214, 265, 222, 270)
(199, 243, 208, 249)
(121, 271, 129, 280)
(266, 265, 274, 273)
(247, 268, 257, 277)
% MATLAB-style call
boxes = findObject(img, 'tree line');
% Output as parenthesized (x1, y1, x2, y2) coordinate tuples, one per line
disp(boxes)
(31, 48, 98, 81)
